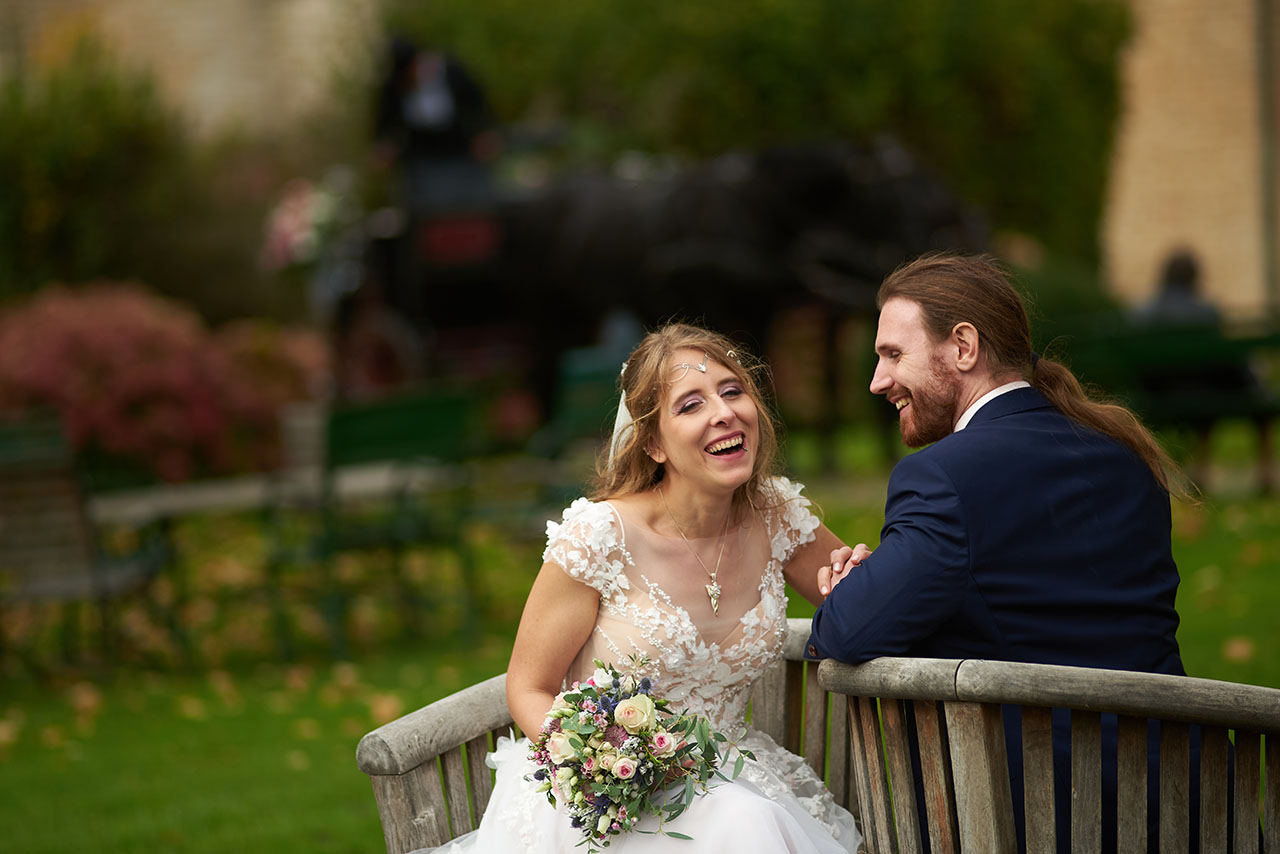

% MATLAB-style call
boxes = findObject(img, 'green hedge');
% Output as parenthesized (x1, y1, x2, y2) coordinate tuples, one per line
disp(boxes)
(386, 0, 1129, 263)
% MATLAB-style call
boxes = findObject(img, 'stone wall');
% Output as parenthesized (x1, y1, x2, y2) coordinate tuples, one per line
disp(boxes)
(1103, 0, 1278, 317)
(3, 0, 380, 139)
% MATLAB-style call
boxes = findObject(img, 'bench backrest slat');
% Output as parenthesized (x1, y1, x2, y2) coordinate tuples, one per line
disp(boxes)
(1235, 732, 1263, 854)
(821, 657, 1280, 853)
(1201, 726, 1231, 850)
(440, 747, 473, 836)
(912, 700, 960, 852)
(856, 697, 898, 852)
(1266, 737, 1280, 851)
(1070, 710, 1102, 852)
(465, 733, 495, 821)
(1021, 705, 1057, 848)
(1116, 715, 1148, 852)
(1159, 722, 1192, 850)
(881, 699, 924, 854)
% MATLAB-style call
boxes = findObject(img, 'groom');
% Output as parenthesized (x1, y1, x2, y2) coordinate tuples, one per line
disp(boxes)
(807, 252, 1190, 851)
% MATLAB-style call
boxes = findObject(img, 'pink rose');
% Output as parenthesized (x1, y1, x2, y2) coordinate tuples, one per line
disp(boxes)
(612, 756, 637, 780)
(650, 730, 677, 758)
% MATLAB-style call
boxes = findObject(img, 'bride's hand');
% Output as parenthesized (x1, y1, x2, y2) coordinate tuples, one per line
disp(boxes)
(817, 544, 873, 597)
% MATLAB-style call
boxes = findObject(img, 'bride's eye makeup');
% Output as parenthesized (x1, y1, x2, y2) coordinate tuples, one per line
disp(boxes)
(675, 394, 705, 415)
(674, 382, 745, 415)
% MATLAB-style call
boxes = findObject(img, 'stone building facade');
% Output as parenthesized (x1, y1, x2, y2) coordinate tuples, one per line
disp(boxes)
(1104, 0, 1279, 319)
(2, 0, 379, 139)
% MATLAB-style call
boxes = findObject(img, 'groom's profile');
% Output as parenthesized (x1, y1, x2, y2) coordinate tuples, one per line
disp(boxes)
(809, 252, 1191, 852)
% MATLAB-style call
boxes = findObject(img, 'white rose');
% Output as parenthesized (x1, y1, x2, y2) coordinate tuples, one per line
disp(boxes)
(546, 732, 577, 764)
(590, 667, 614, 688)
(613, 695, 656, 734)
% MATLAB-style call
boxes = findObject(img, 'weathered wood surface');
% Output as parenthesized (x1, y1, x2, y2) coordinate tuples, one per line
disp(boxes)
(818, 656, 962, 702)
(1070, 710, 1102, 854)
(821, 657, 1280, 732)
(1116, 715, 1148, 853)
(820, 656, 1280, 854)
(357, 674, 510, 776)
(944, 701, 1016, 853)
(882, 698, 923, 854)
(1021, 705, 1056, 850)
(914, 700, 960, 853)
(955, 660, 1280, 732)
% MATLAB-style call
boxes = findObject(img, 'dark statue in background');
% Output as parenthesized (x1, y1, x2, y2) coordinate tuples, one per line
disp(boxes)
(337, 130, 988, 453)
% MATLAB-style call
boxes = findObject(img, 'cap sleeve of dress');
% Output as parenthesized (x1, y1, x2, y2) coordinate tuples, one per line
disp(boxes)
(766, 475, 821, 566)
(542, 497, 631, 604)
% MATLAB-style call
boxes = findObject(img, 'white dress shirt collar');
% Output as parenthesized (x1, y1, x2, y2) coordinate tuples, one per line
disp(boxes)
(953, 381, 1031, 432)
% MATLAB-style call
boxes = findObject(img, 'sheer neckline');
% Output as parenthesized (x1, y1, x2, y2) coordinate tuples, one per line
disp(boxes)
(604, 499, 770, 651)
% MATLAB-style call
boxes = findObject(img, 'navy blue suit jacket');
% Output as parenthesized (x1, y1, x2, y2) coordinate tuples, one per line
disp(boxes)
(808, 387, 1187, 850)
(809, 387, 1183, 673)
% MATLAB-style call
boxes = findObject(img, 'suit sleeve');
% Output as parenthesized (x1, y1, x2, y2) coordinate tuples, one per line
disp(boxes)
(807, 452, 971, 662)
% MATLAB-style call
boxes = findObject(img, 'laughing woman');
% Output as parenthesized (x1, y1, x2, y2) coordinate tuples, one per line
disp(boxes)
(434, 322, 863, 852)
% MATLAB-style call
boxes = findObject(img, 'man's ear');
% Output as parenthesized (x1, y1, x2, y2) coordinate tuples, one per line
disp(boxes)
(951, 322, 980, 373)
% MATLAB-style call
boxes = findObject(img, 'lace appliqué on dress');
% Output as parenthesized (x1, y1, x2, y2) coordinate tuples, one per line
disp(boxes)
(541, 478, 842, 832)
(543, 498, 631, 606)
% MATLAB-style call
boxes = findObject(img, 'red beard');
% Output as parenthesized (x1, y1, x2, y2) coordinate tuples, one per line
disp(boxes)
(896, 355, 961, 448)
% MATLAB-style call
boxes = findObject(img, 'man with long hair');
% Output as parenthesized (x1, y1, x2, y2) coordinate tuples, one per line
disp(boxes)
(808, 252, 1192, 851)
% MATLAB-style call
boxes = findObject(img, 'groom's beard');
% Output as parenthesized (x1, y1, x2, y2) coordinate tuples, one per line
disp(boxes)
(898, 357, 961, 448)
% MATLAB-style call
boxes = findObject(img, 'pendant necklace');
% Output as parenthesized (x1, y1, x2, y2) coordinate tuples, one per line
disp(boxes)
(658, 484, 731, 615)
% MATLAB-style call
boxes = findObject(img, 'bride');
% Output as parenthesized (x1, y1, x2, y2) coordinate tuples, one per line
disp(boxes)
(435, 323, 864, 852)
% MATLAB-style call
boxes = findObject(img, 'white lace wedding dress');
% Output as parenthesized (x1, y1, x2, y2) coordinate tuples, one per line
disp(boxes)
(431, 476, 861, 853)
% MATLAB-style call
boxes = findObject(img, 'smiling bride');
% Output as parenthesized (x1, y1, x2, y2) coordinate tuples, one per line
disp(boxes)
(431, 322, 863, 853)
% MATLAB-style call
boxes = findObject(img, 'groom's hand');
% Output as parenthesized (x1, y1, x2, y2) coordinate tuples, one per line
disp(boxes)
(818, 544, 872, 597)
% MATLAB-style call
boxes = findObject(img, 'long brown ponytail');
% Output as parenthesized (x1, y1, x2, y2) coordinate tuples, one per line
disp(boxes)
(879, 253, 1191, 500)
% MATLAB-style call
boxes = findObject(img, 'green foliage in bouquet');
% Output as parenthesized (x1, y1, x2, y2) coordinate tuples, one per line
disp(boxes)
(527, 656, 754, 851)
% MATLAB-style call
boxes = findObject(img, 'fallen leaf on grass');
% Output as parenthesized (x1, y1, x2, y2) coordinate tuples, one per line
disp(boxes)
(1221, 636, 1255, 663)
(368, 692, 403, 725)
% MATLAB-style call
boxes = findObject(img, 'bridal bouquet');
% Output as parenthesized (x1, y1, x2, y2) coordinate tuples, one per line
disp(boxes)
(527, 655, 752, 850)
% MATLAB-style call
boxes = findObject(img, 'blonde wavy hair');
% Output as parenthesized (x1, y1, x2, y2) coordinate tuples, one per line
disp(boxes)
(588, 323, 782, 516)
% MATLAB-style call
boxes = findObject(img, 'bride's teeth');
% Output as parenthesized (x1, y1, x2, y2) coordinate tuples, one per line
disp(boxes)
(707, 437, 743, 453)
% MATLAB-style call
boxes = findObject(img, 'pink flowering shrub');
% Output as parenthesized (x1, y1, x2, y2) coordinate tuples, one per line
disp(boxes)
(0, 283, 327, 482)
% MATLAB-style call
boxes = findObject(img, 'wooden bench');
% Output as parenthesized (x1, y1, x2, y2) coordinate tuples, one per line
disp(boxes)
(355, 618, 860, 854)
(1064, 319, 1280, 491)
(819, 656, 1280, 852)
(0, 416, 185, 670)
(264, 387, 486, 659)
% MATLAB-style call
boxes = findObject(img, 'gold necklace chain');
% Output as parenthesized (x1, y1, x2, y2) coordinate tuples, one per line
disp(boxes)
(658, 484, 730, 615)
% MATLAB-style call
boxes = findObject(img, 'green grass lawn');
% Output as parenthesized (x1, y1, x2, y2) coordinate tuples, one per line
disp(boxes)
(2, 426, 1278, 852)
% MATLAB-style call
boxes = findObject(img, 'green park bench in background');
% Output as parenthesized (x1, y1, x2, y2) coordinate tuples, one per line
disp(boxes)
(264, 386, 486, 660)
(1062, 318, 1280, 492)
(355, 617, 1280, 854)
(0, 416, 185, 671)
